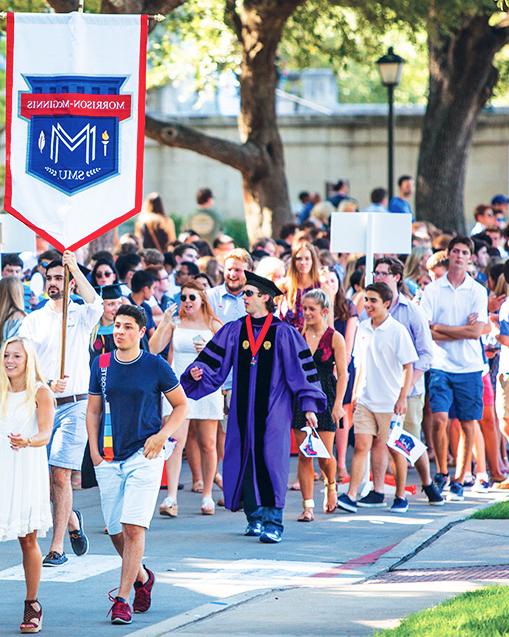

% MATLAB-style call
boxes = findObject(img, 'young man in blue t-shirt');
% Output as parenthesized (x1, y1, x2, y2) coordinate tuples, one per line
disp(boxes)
(87, 305, 187, 625)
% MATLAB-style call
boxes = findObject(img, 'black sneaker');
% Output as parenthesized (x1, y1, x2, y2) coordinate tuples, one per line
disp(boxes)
(433, 472, 449, 494)
(69, 509, 89, 557)
(357, 490, 386, 508)
(390, 497, 409, 513)
(422, 482, 445, 506)
(337, 493, 357, 513)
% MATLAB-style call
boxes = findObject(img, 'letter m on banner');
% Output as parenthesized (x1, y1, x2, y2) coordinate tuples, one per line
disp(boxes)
(4, 12, 148, 251)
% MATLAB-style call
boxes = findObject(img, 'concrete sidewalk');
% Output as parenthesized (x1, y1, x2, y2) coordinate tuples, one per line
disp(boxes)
(142, 506, 509, 636)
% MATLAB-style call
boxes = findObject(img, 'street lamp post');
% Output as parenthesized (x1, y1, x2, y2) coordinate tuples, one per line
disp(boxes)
(376, 47, 405, 203)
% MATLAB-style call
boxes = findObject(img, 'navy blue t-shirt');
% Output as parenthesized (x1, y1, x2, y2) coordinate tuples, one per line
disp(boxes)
(89, 350, 179, 461)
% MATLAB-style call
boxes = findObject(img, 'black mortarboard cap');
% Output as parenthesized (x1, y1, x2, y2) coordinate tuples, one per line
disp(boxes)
(94, 283, 123, 300)
(245, 270, 283, 297)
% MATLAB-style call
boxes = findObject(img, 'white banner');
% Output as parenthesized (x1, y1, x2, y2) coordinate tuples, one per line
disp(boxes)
(4, 12, 148, 251)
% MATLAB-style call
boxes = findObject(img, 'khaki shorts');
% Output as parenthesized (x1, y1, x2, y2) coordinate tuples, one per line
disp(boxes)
(404, 394, 425, 438)
(220, 390, 231, 433)
(353, 403, 392, 442)
(496, 374, 509, 420)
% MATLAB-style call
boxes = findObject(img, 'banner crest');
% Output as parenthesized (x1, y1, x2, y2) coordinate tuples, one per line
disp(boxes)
(5, 13, 148, 251)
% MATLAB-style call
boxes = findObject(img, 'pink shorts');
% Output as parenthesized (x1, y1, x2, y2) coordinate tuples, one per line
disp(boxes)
(482, 373, 494, 408)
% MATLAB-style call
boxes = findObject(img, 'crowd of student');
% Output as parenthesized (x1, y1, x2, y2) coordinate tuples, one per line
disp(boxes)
(2, 182, 509, 631)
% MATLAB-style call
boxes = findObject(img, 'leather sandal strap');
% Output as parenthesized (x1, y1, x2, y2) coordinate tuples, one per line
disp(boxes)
(22, 600, 42, 625)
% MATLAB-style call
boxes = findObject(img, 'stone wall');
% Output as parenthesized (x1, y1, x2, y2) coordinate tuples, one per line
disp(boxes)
(144, 107, 509, 227)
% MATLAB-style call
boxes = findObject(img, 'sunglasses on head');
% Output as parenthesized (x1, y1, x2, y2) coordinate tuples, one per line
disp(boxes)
(244, 289, 261, 297)
(181, 294, 197, 302)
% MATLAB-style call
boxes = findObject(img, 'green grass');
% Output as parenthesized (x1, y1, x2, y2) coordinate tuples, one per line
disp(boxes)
(378, 586, 509, 636)
(470, 501, 509, 520)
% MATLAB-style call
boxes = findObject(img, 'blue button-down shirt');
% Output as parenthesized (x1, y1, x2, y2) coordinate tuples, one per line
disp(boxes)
(390, 292, 433, 397)
(206, 283, 246, 390)
(207, 283, 246, 324)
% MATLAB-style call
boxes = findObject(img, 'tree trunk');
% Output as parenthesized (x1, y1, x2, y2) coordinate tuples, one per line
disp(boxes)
(46, 0, 304, 243)
(232, 1, 304, 241)
(416, 14, 509, 233)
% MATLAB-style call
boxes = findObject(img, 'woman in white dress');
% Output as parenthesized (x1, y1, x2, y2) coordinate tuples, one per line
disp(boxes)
(0, 337, 54, 634)
(150, 280, 223, 515)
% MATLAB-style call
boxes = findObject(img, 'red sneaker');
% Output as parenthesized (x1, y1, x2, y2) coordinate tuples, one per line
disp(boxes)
(109, 595, 132, 625)
(133, 566, 155, 613)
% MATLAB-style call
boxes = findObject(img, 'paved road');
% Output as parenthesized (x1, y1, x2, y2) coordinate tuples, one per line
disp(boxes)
(0, 461, 501, 636)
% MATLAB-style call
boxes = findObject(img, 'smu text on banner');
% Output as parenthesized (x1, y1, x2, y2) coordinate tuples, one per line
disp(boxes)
(4, 12, 148, 251)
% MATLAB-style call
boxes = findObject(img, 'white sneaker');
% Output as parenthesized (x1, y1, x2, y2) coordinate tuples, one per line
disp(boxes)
(472, 478, 490, 493)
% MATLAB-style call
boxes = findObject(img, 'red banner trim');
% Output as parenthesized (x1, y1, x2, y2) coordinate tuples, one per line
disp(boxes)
(4, 13, 149, 252)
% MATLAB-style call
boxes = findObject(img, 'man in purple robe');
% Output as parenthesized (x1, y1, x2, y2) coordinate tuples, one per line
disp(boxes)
(181, 271, 327, 544)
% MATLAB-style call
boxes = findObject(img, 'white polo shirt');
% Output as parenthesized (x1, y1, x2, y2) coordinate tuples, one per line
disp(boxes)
(354, 314, 418, 413)
(20, 296, 103, 396)
(419, 274, 487, 374)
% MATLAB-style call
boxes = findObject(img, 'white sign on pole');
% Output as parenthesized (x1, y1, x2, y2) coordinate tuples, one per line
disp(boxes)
(330, 212, 412, 285)
(0, 213, 36, 253)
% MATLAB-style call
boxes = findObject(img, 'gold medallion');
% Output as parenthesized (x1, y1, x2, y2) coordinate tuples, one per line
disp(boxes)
(263, 341, 272, 350)
(242, 340, 250, 349)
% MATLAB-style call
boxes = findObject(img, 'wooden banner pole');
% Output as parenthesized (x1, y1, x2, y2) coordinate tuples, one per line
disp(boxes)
(59, 264, 70, 380)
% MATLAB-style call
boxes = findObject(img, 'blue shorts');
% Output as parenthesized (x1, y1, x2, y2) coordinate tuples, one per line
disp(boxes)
(48, 400, 88, 471)
(428, 369, 483, 421)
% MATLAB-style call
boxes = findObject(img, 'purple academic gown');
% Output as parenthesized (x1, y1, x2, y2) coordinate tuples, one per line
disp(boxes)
(181, 315, 327, 511)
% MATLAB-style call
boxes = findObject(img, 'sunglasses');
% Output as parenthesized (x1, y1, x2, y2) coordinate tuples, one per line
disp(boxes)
(96, 271, 114, 278)
(244, 289, 260, 297)
(181, 294, 197, 302)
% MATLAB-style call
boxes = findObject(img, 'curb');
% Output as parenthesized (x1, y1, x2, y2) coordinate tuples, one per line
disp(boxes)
(128, 587, 292, 636)
(128, 499, 503, 635)
(357, 498, 504, 581)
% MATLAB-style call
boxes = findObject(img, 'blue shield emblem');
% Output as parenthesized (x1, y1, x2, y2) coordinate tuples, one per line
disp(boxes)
(20, 75, 131, 195)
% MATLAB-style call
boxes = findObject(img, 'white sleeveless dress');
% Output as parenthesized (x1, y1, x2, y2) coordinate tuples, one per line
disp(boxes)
(172, 326, 223, 420)
(0, 388, 52, 541)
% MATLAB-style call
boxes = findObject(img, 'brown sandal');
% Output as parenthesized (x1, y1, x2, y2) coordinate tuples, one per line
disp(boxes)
(323, 480, 337, 513)
(20, 599, 43, 634)
(214, 472, 223, 489)
(297, 499, 315, 522)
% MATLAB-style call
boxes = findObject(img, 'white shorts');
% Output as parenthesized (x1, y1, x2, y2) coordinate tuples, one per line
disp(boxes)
(94, 448, 164, 535)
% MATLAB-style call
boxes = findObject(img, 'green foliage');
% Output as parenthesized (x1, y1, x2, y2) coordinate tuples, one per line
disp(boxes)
(281, 4, 429, 105)
(147, 0, 240, 101)
(224, 217, 249, 248)
(378, 585, 509, 636)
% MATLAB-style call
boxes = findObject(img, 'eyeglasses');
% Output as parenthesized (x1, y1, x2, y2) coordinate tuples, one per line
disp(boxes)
(244, 289, 261, 297)
(373, 271, 392, 278)
(181, 294, 197, 302)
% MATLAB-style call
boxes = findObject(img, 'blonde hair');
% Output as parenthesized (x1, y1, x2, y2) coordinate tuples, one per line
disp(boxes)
(0, 337, 47, 415)
(224, 248, 253, 271)
(404, 247, 432, 282)
(337, 198, 359, 213)
(255, 257, 286, 282)
(285, 241, 321, 312)
(0, 277, 25, 342)
(310, 201, 334, 225)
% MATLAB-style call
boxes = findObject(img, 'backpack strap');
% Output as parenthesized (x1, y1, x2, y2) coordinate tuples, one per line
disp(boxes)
(98, 352, 114, 462)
